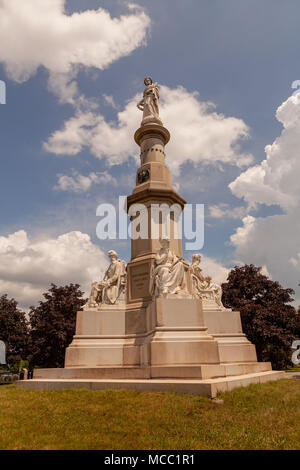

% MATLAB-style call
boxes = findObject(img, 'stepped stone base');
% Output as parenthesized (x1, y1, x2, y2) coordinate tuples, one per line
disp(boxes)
(17, 298, 285, 396)
(31, 361, 273, 380)
(16, 371, 285, 398)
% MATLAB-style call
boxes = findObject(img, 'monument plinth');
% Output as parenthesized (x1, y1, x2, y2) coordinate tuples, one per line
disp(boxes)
(17, 77, 284, 396)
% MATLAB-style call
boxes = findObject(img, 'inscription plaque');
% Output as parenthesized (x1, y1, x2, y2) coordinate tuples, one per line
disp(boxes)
(127, 261, 152, 301)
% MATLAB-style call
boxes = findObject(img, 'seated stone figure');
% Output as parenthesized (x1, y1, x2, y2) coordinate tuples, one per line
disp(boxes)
(190, 253, 224, 308)
(83, 250, 126, 309)
(150, 239, 186, 297)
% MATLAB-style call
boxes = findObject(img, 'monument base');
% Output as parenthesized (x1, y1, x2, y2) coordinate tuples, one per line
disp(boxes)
(16, 370, 285, 398)
(17, 297, 285, 396)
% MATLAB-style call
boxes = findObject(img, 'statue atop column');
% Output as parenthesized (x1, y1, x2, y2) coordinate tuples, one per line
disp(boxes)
(150, 239, 187, 297)
(83, 250, 127, 309)
(137, 77, 162, 126)
(189, 254, 224, 309)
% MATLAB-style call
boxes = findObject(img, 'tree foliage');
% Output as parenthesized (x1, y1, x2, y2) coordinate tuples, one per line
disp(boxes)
(0, 294, 28, 366)
(222, 264, 300, 369)
(28, 284, 86, 368)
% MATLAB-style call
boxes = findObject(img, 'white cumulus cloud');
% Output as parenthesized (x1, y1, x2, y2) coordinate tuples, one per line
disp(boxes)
(44, 85, 253, 173)
(54, 170, 117, 193)
(0, 230, 108, 309)
(229, 93, 300, 210)
(290, 253, 300, 268)
(229, 92, 300, 304)
(0, 0, 150, 103)
(209, 203, 249, 220)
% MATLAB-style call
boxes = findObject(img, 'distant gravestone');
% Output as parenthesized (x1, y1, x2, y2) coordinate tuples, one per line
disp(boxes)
(0, 341, 6, 364)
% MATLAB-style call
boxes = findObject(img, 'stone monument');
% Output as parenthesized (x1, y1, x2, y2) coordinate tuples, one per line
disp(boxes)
(83, 250, 126, 309)
(17, 78, 284, 396)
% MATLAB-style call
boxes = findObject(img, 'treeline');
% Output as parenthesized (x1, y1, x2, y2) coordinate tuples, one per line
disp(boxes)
(222, 265, 300, 369)
(0, 284, 86, 371)
(0, 266, 299, 371)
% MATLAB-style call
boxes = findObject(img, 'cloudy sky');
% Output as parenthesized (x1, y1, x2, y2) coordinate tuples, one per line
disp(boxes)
(0, 0, 299, 309)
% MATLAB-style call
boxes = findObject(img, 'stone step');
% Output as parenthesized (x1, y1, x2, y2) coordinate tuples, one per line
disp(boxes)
(149, 362, 272, 379)
(34, 362, 272, 381)
(35, 366, 151, 380)
(16, 370, 286, 398)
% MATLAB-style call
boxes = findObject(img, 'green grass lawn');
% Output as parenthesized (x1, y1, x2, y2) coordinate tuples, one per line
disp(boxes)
(286, 365, 300, 373)
(1, 379, 299, 450)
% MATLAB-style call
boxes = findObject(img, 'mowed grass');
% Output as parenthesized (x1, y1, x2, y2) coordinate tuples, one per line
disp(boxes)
(0, 379, 299, 450)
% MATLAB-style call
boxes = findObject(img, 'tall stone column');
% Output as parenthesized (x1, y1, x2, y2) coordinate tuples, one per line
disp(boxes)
(126, 123, 188, 304)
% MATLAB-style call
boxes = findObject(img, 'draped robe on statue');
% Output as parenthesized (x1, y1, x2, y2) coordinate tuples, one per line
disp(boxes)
(84, 258, 126, 308)
(151, 247, 185, 297)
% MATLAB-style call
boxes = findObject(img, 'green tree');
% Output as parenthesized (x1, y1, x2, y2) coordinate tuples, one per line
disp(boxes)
(0, 295, 28, 367)
(221, 265, 300, 369)
(29, 284, 86, 368)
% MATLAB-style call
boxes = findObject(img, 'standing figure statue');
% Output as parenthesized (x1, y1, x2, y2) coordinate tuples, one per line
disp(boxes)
(137, 77, 162, 125)
(83, 250, 126, 309)
(189, 254, 224, 308)
(150, 239, 186, 297)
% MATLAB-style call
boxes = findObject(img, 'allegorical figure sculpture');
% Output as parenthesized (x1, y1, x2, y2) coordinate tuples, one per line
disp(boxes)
(83, 250, 126, 309)
(137, 76, 162, 125)
(150, 239, 186, 297)
(189, 253, 224, 308)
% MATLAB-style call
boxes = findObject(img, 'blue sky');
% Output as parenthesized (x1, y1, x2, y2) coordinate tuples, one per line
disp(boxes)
(0, 0, 299, 308)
